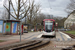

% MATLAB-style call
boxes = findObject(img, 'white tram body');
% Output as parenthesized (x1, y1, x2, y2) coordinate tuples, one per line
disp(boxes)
(42, 19, 56, 37)
(42, 31, 55, 37)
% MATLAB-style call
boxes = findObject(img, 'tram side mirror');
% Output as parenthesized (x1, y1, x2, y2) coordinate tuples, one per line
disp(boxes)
(41, 21, 44, 26)
(54, 22, 55, 25)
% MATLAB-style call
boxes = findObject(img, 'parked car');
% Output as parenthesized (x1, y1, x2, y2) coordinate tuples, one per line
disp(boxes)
(31, 29, 34, 32)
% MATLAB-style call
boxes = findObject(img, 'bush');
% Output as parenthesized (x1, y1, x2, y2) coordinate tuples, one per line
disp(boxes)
(70, 24, 75, 30)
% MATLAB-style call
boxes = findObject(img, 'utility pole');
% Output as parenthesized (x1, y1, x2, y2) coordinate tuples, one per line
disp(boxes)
(20, 15, 22, 42)
(8, 0, 11, 20)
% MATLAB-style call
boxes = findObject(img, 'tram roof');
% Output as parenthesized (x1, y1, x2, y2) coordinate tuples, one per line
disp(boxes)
(43, 19, 55, 21)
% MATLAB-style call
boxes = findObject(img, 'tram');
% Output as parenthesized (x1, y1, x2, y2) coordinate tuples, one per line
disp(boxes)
(42, 19, 56, 37)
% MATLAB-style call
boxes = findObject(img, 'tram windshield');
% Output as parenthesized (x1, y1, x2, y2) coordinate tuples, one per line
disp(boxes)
(45, 21, 53, 32)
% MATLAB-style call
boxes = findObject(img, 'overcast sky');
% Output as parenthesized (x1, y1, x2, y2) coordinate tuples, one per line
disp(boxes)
(36, 0, 70, 17)
(0, 0, 70, 18)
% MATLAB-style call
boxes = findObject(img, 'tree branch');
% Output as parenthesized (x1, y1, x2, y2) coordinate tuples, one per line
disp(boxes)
(20, 8, 25, 12)
(19, 6, 30, 20)
(15, 0, 18, 7)
(19, 10, 28, 20)
(19, 0, 30, 20)
(3, 5, 17, 19)
(19, 11, 25, 16)
(10, 13, 17, 19)
(17, 0, 20, 20)
(10, 1, 17, 16)
(20, 0, 27, 9)
(3, 5, 9, 11)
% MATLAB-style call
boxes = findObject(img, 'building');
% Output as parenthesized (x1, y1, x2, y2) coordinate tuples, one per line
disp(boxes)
(64, 10, 75, 29)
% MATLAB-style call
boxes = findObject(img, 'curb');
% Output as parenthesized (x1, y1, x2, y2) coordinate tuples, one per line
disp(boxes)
(37, 34, 42, 38)
(60, 31, 71, 39)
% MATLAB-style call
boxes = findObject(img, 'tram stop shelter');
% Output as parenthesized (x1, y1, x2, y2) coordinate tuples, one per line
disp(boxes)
(5, 20, 20, 35)
(0, 19, 5, 35)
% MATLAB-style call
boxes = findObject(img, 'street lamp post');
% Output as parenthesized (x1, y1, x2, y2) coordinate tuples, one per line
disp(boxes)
(20, 15, 22, 42)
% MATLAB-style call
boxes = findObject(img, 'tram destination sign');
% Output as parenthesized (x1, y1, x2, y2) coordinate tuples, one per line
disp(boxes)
(45, 20, 53, 22)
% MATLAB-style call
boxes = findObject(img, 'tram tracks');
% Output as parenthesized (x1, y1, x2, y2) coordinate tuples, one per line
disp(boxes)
(9, 39, 50, 50)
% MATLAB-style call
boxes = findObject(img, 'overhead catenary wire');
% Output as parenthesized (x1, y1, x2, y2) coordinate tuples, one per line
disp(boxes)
(48, 0, 53, 19)
(48, 0, 52, 9)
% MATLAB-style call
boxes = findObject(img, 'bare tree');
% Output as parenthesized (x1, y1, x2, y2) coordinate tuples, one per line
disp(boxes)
(2, 10, 8, 20)
(65, 0, 75, 14)
(1, 0, 8, 20)
(27, 0, 41, 24)
(3, 0, 30, 20)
